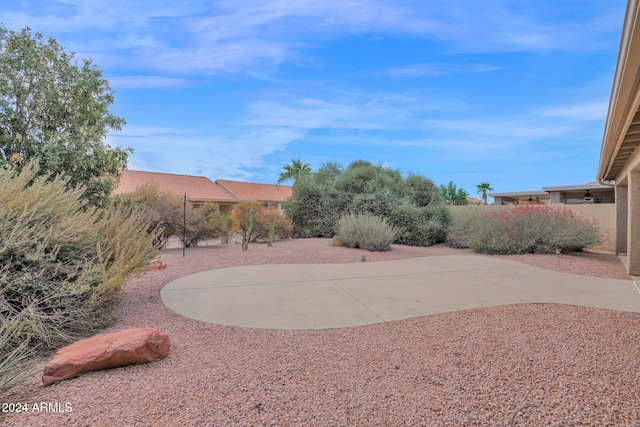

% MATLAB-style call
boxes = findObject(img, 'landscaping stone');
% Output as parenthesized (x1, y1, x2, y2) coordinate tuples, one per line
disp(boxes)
(329, 236, 343, 247)
(147, 257, 167, 270)
(42, 327, 170, 385)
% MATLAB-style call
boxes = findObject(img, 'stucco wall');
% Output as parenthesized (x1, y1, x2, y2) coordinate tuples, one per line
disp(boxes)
(449, 204, 615, 252)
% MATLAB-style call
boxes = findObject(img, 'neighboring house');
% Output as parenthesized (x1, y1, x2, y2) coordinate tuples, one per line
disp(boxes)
(490, 181, 615, 205)
(113, 170, 292, 214)
(597, 0, 640, 275)
(215, 180, 293, 210)
(489, 190, 550, 205)
(465, 196, 482, 205)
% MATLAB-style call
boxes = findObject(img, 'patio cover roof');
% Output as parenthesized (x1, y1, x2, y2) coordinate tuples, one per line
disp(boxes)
(598, 0, 640, 182)
(541, 181, 613, 192)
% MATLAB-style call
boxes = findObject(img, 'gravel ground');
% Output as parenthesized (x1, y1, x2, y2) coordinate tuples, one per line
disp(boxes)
(3, 238, 639, 426)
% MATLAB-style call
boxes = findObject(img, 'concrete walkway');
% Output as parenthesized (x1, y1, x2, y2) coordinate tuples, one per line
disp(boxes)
(161, 255, 640, 330)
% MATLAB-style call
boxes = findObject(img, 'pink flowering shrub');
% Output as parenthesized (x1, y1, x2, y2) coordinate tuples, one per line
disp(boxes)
(447, 205, 602, 254)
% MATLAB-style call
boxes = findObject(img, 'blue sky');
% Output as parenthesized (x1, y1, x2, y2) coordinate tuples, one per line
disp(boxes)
(2, 0, 628, 196)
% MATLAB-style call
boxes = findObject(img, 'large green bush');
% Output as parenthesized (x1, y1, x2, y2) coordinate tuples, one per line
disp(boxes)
(447, 205, 602, 254)
(336, 213, 401, 251)
(283, 161, 449, 246)
(0, 163, 159, 354)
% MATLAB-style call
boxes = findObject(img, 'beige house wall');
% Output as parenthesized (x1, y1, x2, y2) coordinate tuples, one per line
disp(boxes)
(627, 168, 640, 274)
(449, 204, 616, 252)
(559, 204, 616, 252)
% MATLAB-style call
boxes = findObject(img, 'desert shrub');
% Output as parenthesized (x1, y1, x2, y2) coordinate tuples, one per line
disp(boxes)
(0, 163, 159, 353)
(387, 202, 450, 246)
(336, 213, 401, 251)
(283, 176, 351, 238)
(116, 182, 181, 247)
(446, 208, 486, 248)
(447, 205, 602, 254)
(183, 202, 224, 247)
(283, 160, 450, 246)
(0, 319, 37, 397)
(232, 201, 292, 242)
(219, 214, 235, 243)
(406, 174, 445, 207)
(117, 183, 224, 247)
(255, 206, 293, 241)
(349, 189, 398, 218)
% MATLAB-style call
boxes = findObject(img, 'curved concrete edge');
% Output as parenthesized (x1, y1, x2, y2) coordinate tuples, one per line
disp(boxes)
(160, 256, 640, 330)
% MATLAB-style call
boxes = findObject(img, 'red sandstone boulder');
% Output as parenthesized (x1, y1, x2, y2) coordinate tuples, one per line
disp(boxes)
(146, 257, 167, 270)
(42, 327, 170, 386)
(329, 236, 344, 247)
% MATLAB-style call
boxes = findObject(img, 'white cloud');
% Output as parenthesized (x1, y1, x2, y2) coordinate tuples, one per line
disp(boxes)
(106, 125, 304, 180)
(246, 98, 400, 130)
(534, 100, 609, 121)
(424, 118, 575, 139)
(384, 63, 502, 77)
(3, 0, 622, 78)
(108, 76, 192, 90)
(245, 93, 460, 131)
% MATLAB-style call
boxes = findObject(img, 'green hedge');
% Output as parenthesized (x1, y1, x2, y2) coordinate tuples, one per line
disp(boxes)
(284, 161, 450, 246)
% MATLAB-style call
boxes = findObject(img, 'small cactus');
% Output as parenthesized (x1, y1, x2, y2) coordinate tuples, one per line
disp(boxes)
(242, 208, 254, 251)
(267, 224, 275, 247)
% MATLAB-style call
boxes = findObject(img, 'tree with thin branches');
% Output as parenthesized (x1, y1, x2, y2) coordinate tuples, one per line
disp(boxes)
(476, 182, 494, 205)
(277, 158, 312, 185)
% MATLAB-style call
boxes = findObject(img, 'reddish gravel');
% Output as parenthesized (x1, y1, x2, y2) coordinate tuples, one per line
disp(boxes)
(3, 239, 639, 426)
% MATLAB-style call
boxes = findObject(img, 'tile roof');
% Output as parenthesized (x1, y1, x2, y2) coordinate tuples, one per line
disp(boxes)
(215, 180, 292, 203)
(466, 196, 482, 204)
(114, 170, 235, 201)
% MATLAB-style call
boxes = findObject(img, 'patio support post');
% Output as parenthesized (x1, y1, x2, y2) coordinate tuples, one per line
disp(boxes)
(616, 183, 628, 255)
(628, 171, 640, 275)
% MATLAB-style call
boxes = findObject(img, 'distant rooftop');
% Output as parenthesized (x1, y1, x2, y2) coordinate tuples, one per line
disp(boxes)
(115, 170, 292, 203)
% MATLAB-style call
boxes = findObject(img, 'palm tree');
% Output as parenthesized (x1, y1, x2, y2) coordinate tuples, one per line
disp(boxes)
(277, 158, 312, 185)
(476, 182, 494, 205)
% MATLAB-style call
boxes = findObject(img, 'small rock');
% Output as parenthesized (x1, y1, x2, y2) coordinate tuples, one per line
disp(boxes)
(147, 257, 167, 270)
(330, 236, 343, 247)
(430, 405, 442, 412)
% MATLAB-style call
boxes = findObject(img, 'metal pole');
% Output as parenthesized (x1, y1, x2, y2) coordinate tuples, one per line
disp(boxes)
(183, 193, 187, 257)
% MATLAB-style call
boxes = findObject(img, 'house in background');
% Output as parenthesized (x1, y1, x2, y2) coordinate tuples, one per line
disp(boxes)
(489, 189, 549, 205)
(466, 196, 482, 204)
(215, 180, 293, 211)
(113, 170, 292, 214)
(597, 0, 640, 275)
(490, 181, 615, 205)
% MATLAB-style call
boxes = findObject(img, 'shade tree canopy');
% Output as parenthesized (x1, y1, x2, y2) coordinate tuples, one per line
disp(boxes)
(439, 181, 469, 205)
(0, 26, 128, 207)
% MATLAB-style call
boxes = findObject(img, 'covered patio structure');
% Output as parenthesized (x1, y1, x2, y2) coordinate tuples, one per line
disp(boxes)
(598, 0, 640, 275)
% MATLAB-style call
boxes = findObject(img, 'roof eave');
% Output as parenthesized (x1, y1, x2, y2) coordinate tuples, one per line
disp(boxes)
(598, 0, 640, 182)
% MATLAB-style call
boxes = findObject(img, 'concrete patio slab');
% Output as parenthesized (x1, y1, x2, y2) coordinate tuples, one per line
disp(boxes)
(160, 256, 640, 330)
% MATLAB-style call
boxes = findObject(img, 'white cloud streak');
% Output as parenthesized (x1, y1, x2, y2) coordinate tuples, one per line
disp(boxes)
(2, 0, 623, 76)
(534, 100, 609, 121)
(107, 76, 192, 90)
(106, 125, 303, 180)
